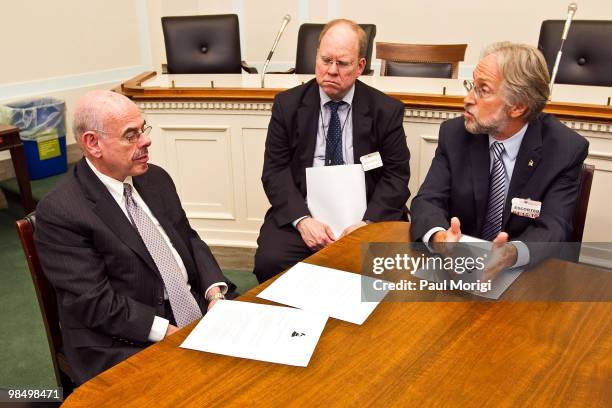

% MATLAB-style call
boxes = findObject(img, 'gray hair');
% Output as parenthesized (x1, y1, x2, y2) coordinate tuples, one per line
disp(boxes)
(318, 19, 367, 59)
(483, 42, 550, 122)
(72, 90, 131, 144)
(72, 103, 104, 144)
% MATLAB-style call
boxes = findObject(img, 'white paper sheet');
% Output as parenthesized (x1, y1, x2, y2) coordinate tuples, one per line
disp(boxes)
(306, 164, 367, 238)
(180, 300, 328, 367)
(257, 262, 389, 325)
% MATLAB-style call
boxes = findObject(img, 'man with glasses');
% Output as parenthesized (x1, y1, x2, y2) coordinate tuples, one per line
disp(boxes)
(34, 90, 235, 384)
(410, 42, 588, 277)
(254, 19, 410, 282)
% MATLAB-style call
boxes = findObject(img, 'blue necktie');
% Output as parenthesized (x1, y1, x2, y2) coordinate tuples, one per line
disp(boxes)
(325, 101, 345, 166)
(481, 142, 507, 241)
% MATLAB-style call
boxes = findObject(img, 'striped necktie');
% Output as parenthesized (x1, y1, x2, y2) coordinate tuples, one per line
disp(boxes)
(481, 142, 507, 241)
(325, 101, 345, 166)
(123, 183, 202, 327)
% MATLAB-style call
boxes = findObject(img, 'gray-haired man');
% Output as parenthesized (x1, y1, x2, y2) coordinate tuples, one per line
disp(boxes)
(410, 42, 588, 277)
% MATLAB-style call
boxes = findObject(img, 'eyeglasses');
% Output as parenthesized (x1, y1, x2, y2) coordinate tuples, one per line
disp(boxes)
(463, 80, 494, 100)
(319, 55, 355, 70)
(94, 125, 152, 143)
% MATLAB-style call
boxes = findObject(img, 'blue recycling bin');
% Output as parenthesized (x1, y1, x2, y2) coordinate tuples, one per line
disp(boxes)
(0, 98, 67, 180)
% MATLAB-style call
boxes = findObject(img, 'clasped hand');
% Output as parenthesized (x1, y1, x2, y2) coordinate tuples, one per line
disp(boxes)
(432, 217, 518, 281)
(296, 217, 367, 251)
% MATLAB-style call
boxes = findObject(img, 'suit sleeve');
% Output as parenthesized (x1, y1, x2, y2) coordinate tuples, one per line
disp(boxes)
(410, 122, 453, 241)
(34, 201, 155, 343)
(363, 100, 411, 222)
(261, 96, 310, 227)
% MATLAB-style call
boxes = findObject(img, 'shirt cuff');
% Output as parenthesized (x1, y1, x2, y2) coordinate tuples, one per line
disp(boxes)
(292, 216, 309, 229)
(148, 316, 169, 342)
(509, 241, 530, 268)
(204, 282, 228, 300)
(422, 226, 446, 250)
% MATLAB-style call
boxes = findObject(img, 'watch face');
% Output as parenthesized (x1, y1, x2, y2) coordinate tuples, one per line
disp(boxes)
(207, 292, 225, 302)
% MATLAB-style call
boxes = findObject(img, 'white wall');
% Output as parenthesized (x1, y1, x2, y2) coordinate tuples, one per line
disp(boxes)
(0, 0, 153, 159)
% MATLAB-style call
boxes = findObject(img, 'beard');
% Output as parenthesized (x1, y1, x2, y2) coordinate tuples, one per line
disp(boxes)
(464, 106, 510, 136)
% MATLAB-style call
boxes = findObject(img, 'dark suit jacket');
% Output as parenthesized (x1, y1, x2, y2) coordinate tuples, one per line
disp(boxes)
(411, 113, 589, 264)
(261, 79, 410, 227)
(34, 158, 234, 384)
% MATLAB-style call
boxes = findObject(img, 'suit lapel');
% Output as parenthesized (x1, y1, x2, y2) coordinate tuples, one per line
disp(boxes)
(502, 121, 542, 228)
(470, 134, 491, 234)
(76, 159, 160, 279)
(351, 81, 373, 164)
(296, 81, 321, 169)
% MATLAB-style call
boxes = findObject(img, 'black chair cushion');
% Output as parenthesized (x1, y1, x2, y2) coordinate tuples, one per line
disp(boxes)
(386, 61, 453, 78)
(538, 20, 612, 87)
(162, 14, 242, 74)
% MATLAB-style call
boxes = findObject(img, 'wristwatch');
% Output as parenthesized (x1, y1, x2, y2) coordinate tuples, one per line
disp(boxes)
(207, 292, 225, 302)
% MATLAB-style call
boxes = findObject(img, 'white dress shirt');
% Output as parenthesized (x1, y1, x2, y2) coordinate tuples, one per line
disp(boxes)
(422, 124, 530, 268)
(85, 159, 227, 341)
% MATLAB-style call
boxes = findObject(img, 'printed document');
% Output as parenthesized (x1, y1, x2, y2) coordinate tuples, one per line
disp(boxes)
(180, 300, 328, 366)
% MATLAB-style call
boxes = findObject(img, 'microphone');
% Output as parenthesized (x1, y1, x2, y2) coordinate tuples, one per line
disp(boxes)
(261, 14, 291, 88)
(549, 3, 578, 95)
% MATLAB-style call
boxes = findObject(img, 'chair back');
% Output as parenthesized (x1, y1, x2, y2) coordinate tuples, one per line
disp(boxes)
(572, 163, 595, 243)
(16, 213, 74, 391)
(538, 20, 612, 86)
(294, 23, 377, 75)
(376, 42, 467, 78)
(162, 14, 243, 74)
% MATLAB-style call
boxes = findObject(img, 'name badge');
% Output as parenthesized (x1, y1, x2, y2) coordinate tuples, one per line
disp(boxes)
(511, 198, 542, 219)
(360, 152, 383, 171)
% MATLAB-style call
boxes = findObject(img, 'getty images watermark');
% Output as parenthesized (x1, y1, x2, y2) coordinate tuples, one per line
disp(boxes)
(360, 242, 612, 302)
(359, 242, 513, 301)
(370, 251, 491, 293)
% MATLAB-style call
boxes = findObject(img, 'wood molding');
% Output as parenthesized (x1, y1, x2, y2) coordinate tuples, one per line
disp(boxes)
(118, 72, 612, 123)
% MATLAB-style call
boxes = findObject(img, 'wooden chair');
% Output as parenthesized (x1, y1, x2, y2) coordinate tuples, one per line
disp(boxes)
(376, 42, 467, 78)
(15, 213, 75, 394)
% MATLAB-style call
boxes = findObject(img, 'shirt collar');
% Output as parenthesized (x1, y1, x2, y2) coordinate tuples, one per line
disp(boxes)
(488, 123, 528, 162)
(85, 157, 134, 203)
(319, 83, 355, 109)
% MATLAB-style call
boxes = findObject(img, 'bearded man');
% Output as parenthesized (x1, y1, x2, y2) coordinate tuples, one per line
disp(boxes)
(410, 42, 588, 273)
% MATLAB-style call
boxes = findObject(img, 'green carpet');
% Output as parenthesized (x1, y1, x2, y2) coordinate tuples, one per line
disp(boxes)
(0, 208, 56, 388)
(0, 171, 258, 388)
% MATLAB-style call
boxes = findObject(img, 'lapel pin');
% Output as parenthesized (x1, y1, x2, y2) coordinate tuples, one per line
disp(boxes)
(528, 160, 534, 167)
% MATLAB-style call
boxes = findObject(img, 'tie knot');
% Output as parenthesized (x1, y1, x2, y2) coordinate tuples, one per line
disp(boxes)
(491, 142, 505, 159)
(123, 183, 133, 198)
(326, 100, 344, 113)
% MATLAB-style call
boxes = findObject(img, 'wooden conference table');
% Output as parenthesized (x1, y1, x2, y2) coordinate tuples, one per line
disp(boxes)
(64, 222, 611, 406)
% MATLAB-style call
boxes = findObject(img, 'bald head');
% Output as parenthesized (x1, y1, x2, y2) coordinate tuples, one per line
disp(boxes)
(73, 90, 150, 181)
(73, 90, 135, 146)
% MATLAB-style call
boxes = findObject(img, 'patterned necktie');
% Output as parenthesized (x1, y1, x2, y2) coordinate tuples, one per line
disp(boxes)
(325, 101, 345, 166)
(481, 142, 507, 241)
(123, 184, 202, 328)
